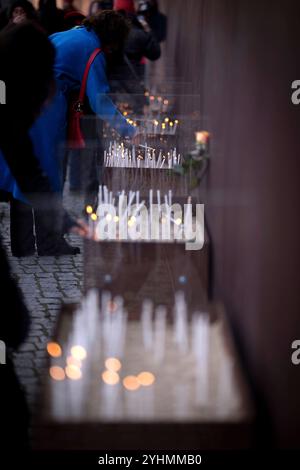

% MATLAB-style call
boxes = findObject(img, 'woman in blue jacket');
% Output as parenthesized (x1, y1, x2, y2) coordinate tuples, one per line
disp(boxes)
(0, 10, 135, 255)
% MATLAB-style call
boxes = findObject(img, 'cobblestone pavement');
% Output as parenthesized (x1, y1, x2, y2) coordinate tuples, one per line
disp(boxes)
(0, 186, 85, 412)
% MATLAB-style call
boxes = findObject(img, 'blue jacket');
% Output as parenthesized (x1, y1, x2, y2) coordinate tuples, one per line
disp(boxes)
(0, 26, 135, 200)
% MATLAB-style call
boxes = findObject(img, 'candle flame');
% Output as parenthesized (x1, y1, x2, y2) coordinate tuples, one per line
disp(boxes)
(71, 345, 87, 361)
(47, 342, 62, 358)
(105, 357, 122, 372)
(137, 372, 155, 387)
(65, 364, 82, 380)
(102, 370, 120, 385)
(123, 375, 140, 391)
(49, 366, 65, 381)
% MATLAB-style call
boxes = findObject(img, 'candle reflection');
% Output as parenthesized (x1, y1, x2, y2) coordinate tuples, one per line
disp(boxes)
(47, 342, 62, 358)
(102, 370, 120, 385)
(49, 366, 65, 381)
(123, 375, 140, 391)
(137, 372, 155, 387)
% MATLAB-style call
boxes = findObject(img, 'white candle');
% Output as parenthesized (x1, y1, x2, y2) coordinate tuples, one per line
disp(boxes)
(154, 306, 167, 363)
(174, 120, 178, 134)
(157, 190, 161, 214)
(141, 299, 154, 351)
(168, 190, 172, 207)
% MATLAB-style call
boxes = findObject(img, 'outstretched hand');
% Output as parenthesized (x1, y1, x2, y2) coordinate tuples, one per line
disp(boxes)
(70, 219, 89, 237)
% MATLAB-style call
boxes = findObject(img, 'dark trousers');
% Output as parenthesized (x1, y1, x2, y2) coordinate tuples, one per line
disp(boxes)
(10, 199, 59, 256)
(64, 115, 104, 208)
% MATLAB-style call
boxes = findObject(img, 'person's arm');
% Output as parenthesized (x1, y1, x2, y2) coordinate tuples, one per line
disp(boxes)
(86, 52, 136, 138)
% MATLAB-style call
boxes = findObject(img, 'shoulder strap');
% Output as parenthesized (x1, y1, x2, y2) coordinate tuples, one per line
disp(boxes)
(78, 48, 101, 104)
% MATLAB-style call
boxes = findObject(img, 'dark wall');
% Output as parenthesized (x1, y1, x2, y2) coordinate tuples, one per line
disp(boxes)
(160, 0, 300, 447)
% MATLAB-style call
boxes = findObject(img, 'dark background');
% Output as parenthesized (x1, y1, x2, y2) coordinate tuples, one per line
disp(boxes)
(158, 0, 300, 448)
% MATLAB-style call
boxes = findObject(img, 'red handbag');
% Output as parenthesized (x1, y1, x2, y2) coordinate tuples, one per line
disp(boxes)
(67, 48, 101, 149)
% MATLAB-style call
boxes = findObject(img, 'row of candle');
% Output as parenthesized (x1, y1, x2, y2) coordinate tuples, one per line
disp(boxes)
(47, 289, 210, 378)
(105, 141, 181, 169)
(145, 92, 169, 114)
(85, 186, 194, 241)
(47, 290, 237, 419)
(126, 117, 179, 136)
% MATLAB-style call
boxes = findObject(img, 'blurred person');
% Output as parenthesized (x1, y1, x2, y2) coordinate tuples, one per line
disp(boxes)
(0, 10, 136, 251)
(0, 1, 8, 30)
(62, 0, 78, 13)
(8, 0, 37, 25)
(112, 0, 160, 112)
(0, 23, 85, 256)
(0, 235, 30, 455)
(62, 0, 85, 29)
(115, 0, 161, 74)
(136, 0, 167, 43)
(66, 0, 113, 193)
(38, 0, 65, 35)
(0, 22, 87, 456)
(89, 0, 114, 16)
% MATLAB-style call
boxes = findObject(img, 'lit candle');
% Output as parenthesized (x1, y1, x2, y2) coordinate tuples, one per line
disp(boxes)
(195, 131, 210, 145)
(162, 99, 169, 113)
(174, 119, 179, 134)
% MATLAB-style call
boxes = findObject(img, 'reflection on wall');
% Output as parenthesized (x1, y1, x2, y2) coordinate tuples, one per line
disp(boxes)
(160, 0, 300, 448)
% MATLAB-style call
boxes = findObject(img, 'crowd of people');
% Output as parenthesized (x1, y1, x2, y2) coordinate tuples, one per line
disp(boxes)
(0, 0, 166, 454)
(0, 0, 166, 257)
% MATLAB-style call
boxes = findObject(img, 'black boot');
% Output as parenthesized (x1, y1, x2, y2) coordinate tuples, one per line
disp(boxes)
(37, 237, 80, 256)
(34, 208, 80, 256)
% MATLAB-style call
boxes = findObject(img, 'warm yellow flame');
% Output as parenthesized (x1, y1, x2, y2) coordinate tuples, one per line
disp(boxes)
(175, 218, 182, 226)
(66, 356, 82, 368)
(169, 122, 174, 127)
(128, 216, 136, 227)
(102, 370, 120, 385)
(123, 375, 140, 391)
(113, 215, 119, 222)
(47, 342, 62, 358)
(71, 345, 87, 361)
(137, 372, 155, 387)
(105, 357, 122, 372)
(195, 131, 210, 144)
(91, 213, 98, 221)
(175, 120, 179, 124)
(49, 366, 65, 381)
(65, 364, 82, 380)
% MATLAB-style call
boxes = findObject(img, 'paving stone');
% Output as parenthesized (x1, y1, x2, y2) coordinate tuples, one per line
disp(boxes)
(15, 368, 36, 378)
(19, 343, 37, 353)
